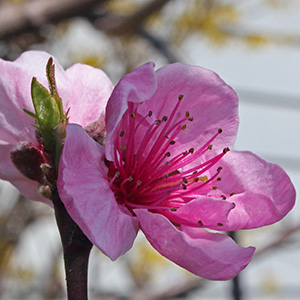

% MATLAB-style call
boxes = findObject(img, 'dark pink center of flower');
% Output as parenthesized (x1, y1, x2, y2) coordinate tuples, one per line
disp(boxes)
(107, 95, 230, 225)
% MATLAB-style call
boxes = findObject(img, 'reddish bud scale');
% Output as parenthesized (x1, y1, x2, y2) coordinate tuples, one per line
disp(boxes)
(108, 96, 230, 227)
(10, 142, 47, 183)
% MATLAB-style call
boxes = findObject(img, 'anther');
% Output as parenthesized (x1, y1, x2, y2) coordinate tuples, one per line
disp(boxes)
(165, 152, 171, 157)
(120, 145, 127, 151)
(218, 128, 223, 134)
(182, 184, 187, 190)
(181, 124, 187, 130)
(221, 195, 227, 200)
(188, 117, 194, 121)
(166, 161, 171, 166)
(217, 223, 224, 227)
(155, 120, 161, 125)
(217, 177, 222, 181)
(189, 148, 194, 154)
(148, 111, 153, 117)
(165, 135, 169, 139)
(170, 207, 177, 212)
(207, 144, 213, 150)
(162, 116, 168, 121)
(217, 167, 223, 172)
(193, 177, 199, 182)
(185, 111, 190, 118)
(128, 176, 133, 182)
(183, 177, 188, 184)
(178, 94, 184, 100)
(198, 220, 203, 226)
(136, 180, 142, 186)
(130, 113, 136, 119)
(223, 147, 230, 153)
(230, 192, 235, 196)
(212, 186, 217, 190)
(169, 140, 176, 145)
(120, 130, 125, 137)
(164, 173, 170, 178)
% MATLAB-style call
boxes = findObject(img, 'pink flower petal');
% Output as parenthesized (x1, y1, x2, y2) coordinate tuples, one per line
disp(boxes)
(161, 197, 235, 227)
(64, 63, 113, 127)
(58, 124, 139, 260)
(11, 177, 52, 205)
(105, 62, 157, 160)
(137, 63, 239, 154)
(214, 151, 296, 230)
(136, 209, 255, 280)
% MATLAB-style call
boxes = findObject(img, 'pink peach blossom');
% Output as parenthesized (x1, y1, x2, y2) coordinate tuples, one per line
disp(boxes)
(58, 62, 296, 280)
(0, 51, 113, 203)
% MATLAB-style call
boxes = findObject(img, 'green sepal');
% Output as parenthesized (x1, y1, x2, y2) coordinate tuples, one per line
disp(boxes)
(23, 108, 37, 119)
(31, 77, 61, 150)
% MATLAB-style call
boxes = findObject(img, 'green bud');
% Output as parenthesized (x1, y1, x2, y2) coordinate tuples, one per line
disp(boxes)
(29, 77, 61, 151)
(23, 58, 69, 173)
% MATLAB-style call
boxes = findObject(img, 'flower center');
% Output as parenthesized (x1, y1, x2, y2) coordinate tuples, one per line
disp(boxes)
(107, 95, 230, 217)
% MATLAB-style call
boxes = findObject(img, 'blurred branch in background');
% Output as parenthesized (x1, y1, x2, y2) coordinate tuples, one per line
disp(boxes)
(0, 0, 106, 39)
(2, 0, 299, 64)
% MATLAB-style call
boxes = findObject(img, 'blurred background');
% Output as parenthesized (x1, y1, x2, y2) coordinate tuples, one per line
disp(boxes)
(0, 0, 299, 299)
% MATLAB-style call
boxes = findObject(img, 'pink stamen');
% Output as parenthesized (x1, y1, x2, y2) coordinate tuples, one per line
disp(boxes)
(108, 95, 230, 227)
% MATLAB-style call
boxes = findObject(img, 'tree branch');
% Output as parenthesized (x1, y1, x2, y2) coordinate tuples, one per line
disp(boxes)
(0, 0, 107, 39)
(94, 0, 173, 35)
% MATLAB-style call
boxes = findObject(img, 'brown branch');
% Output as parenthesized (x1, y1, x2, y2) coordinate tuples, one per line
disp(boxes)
(0, 0, 107, 39)
(95, 0, 173, 35)
(52, 187, 93, 300)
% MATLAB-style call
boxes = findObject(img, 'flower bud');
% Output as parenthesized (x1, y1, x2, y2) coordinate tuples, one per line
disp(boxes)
(10, 142, 46, 183)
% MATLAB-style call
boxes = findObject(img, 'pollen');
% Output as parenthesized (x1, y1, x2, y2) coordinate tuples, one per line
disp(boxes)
(181, 124, 187, 130)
